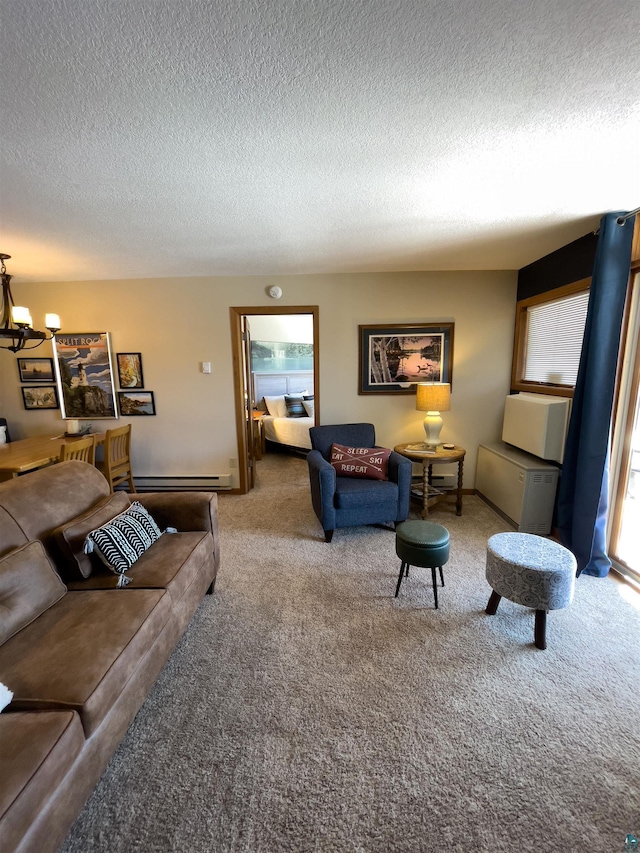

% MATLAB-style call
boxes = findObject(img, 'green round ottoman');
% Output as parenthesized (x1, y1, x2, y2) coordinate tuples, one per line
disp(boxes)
(394, 520, 450, 607)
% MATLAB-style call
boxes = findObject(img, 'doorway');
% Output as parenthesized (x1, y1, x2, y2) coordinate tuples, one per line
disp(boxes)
(230, 305, 319, 494)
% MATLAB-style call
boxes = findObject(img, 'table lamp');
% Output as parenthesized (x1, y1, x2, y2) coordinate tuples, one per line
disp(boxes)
(416, 382, 451, 447)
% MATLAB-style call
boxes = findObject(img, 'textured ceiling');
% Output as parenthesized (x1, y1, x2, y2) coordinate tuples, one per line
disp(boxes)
(1, 0, 639, 283)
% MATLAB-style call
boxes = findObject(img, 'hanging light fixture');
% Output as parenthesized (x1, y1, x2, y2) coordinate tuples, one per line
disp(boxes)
(0, 253, 60, 352)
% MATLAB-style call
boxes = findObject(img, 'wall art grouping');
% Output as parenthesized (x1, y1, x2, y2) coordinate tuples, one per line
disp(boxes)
(115, 352, 156, 415)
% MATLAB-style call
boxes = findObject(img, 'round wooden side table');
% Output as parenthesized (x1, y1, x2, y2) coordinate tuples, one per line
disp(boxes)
(394, 444, 466, 519)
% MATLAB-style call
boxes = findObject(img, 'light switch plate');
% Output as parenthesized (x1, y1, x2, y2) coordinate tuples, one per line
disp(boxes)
(202, 362, 211, 374)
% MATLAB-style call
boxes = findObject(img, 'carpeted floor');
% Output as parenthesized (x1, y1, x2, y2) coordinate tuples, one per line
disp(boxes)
(59, 454, 640, 853)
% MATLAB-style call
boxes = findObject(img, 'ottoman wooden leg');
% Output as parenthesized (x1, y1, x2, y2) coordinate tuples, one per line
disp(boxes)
(486, 590, 501, 615)
(431, 566, 439, 609)
(534, 609, 547, 650)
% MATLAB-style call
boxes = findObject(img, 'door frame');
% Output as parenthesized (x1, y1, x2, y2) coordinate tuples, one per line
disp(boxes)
(230, 305, 320, 494)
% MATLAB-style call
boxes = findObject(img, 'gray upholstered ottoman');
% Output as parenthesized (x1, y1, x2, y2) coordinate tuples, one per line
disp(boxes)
(485, 532, 576, 650)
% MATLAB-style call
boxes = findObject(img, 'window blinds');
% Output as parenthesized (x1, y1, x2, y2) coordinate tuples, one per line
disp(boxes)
(524, 291, 589, 386)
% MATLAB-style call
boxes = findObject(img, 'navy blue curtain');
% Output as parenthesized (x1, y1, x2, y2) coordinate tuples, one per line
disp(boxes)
(557, 212, 636, 576)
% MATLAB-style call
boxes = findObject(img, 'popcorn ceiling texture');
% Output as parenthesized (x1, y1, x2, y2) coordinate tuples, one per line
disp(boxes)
(1, 0, 639, 281)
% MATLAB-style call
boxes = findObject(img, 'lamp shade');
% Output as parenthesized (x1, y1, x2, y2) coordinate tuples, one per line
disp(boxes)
(416, 382, 451, 412)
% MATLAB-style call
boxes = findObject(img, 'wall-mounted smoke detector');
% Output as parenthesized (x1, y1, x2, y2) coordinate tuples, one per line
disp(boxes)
(268, 286, 282, 299)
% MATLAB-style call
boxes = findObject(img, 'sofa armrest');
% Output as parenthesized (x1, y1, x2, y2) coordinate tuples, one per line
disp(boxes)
(133, 492, 218, 536)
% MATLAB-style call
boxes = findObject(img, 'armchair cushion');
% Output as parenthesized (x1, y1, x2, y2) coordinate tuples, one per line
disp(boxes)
(333, 477, 400, 509)
(330, 443, 391, 480)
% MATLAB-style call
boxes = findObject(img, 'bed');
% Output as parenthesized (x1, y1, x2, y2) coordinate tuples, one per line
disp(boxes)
(253, 371, 315, 452)
(262, 414, 314, 450)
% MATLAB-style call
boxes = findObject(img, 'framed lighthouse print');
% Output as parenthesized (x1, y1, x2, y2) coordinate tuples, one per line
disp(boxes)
(52, 332, 118, 419)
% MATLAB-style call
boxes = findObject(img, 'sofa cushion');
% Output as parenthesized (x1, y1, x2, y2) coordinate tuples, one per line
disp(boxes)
(84, 501, 162, 576)
(67, 531, 213, 605)
(0, 589, 172, 736)
(0, 541, 67, 644)
(0, 506, 29, 559)
(0, 461, 110, 567)
(0, 711, 84, 849)
(53, 492, 131, 580)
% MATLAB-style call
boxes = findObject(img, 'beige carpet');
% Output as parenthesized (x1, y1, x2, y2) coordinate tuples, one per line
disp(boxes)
(60, 453, 640, 853)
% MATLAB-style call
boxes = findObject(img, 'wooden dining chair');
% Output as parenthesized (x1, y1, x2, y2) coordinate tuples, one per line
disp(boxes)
(59, 434, 96, 465)
(99, 424, 136, 493)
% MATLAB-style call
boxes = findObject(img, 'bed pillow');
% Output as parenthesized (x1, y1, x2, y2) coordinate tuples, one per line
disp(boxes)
(54, 492, 131, 579)
(284, 395, 306, 417)
(84, 501, 162, 583)
(303, 399, 315, 418)
(330, 443, 391, 480)
(263, 395, 287, 418)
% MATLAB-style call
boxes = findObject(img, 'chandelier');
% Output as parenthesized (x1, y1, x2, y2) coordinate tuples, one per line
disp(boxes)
(0, 253, 60, 352)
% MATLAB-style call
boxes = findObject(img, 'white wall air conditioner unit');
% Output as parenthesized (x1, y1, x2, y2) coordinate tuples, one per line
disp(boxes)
(502, 393, 570, 463)
(475, 444, 560, 534)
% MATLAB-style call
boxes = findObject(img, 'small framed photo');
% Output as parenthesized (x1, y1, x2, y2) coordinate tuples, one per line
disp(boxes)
(358, 323, 454, 394)
(118, 390, 156, 416)
(17, 357, 55, 383)
(21, 385, 60, 410)
(117, 352, 144, 389)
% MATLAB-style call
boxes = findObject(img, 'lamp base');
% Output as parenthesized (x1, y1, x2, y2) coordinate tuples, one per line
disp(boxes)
(423, 412, 443, 448)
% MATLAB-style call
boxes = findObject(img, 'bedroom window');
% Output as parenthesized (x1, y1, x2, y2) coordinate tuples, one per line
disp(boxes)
(511, 278, 590, 396)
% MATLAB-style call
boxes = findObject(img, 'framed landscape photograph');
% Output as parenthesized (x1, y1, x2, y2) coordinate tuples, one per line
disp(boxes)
(117, 352, 144, 388)
(17, 357, 55, 383)
(21, 385, 59, 410)
(118, 390, 156, 416)
(358, 323, 454, 394)
(52, 332, 118, 419)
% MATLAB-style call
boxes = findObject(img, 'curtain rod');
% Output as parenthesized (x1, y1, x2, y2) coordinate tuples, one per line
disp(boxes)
(617, 206, 640, 225)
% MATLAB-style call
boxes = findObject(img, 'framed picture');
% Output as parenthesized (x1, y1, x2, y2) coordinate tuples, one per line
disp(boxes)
(358, 323, 454, 394)
(118, 390, 156, 416)
(52, 333, 118, 419)
(21, 385, 59, 410)
(17, 357, 55, 383)
(116, 352, 144, 389)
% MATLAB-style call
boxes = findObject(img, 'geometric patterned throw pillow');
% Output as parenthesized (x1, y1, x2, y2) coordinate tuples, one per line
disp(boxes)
(84, 501, 162, 585)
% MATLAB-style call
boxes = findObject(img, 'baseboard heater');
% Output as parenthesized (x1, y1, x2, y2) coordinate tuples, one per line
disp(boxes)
(129, 475, 233, 492)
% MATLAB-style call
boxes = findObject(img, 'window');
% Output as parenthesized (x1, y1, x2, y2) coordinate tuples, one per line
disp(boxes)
(512, 278, 590, 396)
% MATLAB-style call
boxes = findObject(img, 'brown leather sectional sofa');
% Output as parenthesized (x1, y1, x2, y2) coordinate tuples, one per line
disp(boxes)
(0, 460, 220, 853)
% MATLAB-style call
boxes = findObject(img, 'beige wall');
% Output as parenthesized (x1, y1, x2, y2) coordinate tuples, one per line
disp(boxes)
(0, 270, 517, 488)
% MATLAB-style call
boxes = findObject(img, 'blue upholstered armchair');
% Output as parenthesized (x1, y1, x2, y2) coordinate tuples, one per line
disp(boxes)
(307, 423, 412, 542)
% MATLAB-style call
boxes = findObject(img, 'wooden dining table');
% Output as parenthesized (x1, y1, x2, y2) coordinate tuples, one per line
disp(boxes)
(0, 432, 106, 480)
